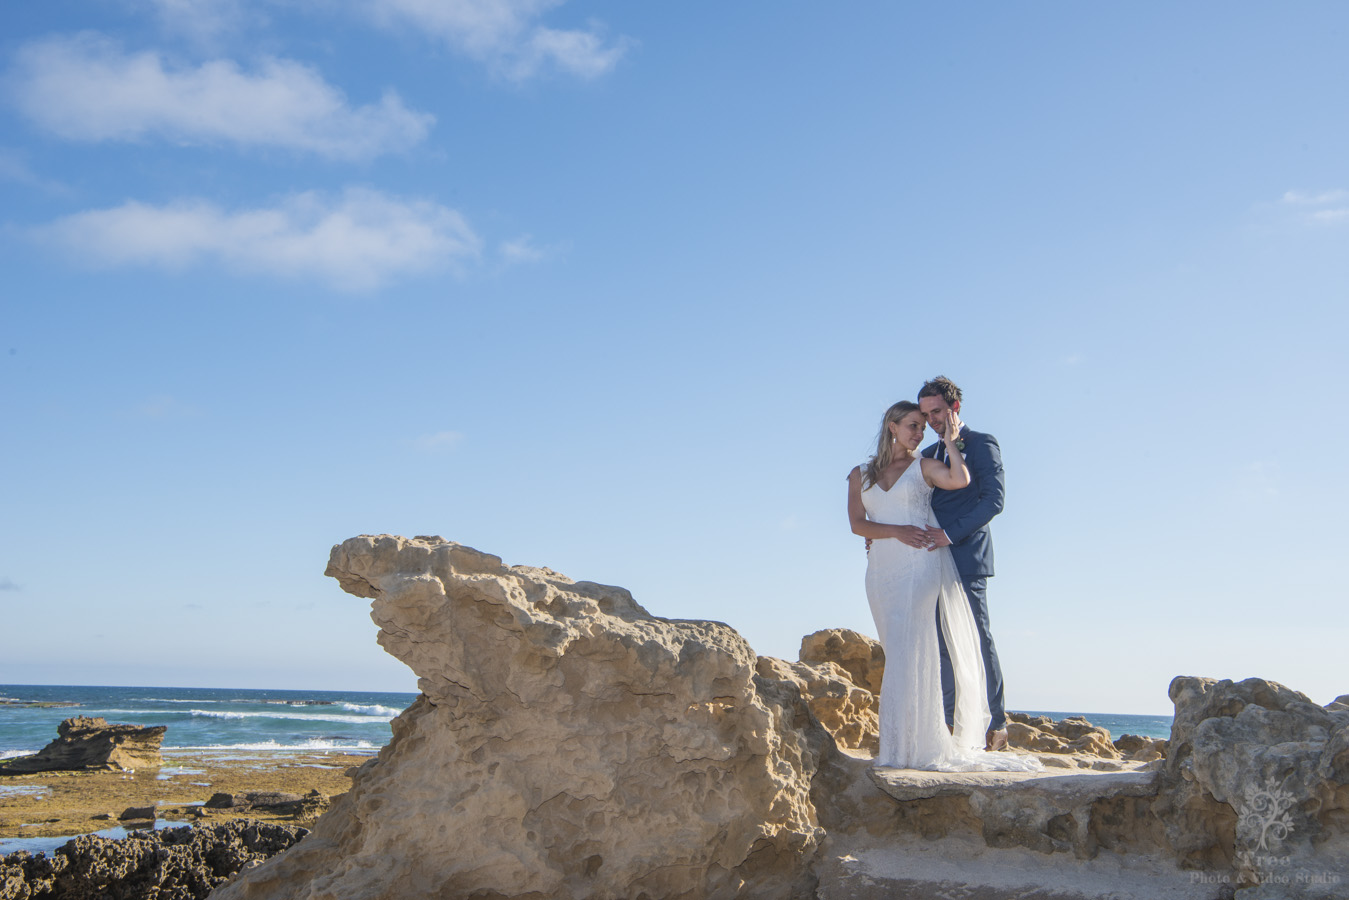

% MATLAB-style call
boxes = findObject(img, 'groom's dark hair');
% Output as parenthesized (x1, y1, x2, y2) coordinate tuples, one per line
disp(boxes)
(918, 376, 962, 406)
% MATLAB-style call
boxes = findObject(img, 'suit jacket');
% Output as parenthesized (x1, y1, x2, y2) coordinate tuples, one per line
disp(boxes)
(921, 425, 1005, 580)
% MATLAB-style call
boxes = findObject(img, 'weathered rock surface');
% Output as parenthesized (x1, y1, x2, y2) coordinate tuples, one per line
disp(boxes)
(1153, 676, 1349, 898)
(202, 536, 1348, 900)
(0, 820, 306, 900)
(799, 628, 885, 695)
(0, 717, 165, 774)
(1008, 712, 1123, 761)
(787, 629, 883, 755)
(1113, 732, 1169, 763)
(203, 791, 328, 819)
(213, 535, 828, 900)
(757, 656, 878, 755)
(1005, 712, 1169, 768)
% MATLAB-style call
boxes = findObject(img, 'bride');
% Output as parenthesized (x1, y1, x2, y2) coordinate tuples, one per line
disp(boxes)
(848, 401, 1040, 772)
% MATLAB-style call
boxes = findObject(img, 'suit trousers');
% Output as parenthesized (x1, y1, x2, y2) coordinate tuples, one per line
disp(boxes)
(937, 575, 1006, 732)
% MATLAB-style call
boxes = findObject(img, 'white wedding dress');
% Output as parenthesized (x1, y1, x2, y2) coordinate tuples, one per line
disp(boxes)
(862, 459, 1042, 772)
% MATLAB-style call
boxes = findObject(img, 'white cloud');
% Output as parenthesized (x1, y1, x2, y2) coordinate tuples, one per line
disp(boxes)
(499, 233, 547, 264)
(1278, 189, 1349, 227)
(34, 188, 482, 291)
(413, 431, 465, 452)
(6, 33, 432, 160)
(368, 0, 630, 81)
(146, 0, 252, 44)
(1280, 189, 1349, 206)
(1311, 209, 1349, 224)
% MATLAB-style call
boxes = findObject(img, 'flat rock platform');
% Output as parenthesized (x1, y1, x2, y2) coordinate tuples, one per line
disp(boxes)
(869, 762, 1158, 804)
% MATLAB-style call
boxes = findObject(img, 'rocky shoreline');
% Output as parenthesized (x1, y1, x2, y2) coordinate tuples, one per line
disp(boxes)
(0, 819, 308, 900)
(0, 749, 368, 843)
(7, 535, 1342, 899)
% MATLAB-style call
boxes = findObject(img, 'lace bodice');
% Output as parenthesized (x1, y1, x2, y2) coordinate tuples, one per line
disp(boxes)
(860, 458, 938, 530)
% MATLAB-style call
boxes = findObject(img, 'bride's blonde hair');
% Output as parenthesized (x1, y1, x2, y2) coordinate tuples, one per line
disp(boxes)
(863, 401, 922, 489)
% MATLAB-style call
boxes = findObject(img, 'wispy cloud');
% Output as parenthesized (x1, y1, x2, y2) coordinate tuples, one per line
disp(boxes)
(6, 33, 433, 160)
(413, 430, 465, 452)
(33, 188, 482, 291)
(145, 0, 254, 45)
(1278, 188, 1349, 226)
(499, 233, 547, 264)
(368, 0, 631, 81)
(1281, 189, 1349, 206)
(0, 578, 21, 592)
(0, 147, 70, 195)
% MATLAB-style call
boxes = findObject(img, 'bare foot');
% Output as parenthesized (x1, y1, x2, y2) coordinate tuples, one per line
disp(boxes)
(985, 728, 1008, 751)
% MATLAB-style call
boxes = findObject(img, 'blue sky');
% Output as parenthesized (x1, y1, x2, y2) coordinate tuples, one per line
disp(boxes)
(2, 2, 1345, 714)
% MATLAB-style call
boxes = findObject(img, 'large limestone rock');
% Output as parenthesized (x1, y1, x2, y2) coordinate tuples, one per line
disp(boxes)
(798, 628, 884, 695)
(0, 717, 165, 773)
(213, 535, 827, 900)
(755, 656, 878, 755)
(1155, 676, 1349, 898)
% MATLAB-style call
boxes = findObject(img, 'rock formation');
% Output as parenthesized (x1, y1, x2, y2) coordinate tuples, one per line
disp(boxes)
(0, 717, 165, 774)
(213, 535, 828, 900)
(203, 791, 329, 820)
(1154, 676, 1349, 896)
(0, 820, 307, 900)
(1008, 712, 1123, 761)
(206, 536, 1346, 900)
(798, 628, 884, 695)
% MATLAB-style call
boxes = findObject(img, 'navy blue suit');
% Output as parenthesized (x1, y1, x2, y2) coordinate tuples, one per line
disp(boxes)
(922, 425, 1007, 731)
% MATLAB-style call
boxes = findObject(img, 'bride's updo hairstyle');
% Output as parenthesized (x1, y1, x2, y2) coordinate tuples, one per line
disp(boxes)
(863, 400, 922, 489)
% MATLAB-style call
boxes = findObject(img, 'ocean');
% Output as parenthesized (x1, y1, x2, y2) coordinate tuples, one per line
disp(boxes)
(0, 684, 420, 758)
(0, 685, 1176, 758)
(1017, 709, 1173, 741)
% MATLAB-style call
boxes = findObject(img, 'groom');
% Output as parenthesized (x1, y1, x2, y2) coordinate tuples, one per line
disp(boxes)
(917, 376, 1009, 751)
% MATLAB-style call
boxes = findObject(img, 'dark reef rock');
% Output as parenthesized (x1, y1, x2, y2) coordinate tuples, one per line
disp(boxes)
(118, 806, 156, 822)
(0, 820, 307, 900)
(0, 717, 165, 774)
(203, 791, 328, 817)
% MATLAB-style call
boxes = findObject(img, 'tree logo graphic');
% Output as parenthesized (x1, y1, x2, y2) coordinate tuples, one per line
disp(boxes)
(1237, 775, 1297, 852)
